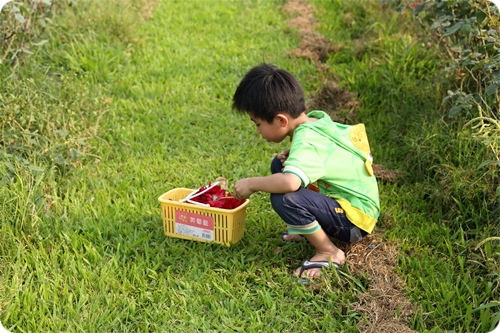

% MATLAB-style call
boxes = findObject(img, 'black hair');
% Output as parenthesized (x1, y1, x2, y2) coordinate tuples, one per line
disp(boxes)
(232, 63, 305, 123)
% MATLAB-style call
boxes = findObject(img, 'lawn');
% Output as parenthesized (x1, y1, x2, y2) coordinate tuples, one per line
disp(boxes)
(1, 0, 498, 332)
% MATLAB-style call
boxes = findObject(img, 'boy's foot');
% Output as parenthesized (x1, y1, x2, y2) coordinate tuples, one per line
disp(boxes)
(294, 250, 345, 281)
(281, 231, 304, 243)
(295, 259, 339, 285)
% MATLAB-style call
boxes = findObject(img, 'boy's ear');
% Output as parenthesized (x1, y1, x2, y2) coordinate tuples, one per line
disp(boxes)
(276, 114, 289, 127)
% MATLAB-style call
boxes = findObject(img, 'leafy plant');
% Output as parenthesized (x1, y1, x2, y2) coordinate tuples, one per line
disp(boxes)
(414, 0, 499, 193)
(0, 0, 55, 68)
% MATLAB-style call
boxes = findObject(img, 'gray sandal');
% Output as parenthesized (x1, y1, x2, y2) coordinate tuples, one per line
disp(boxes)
(295, 259, 339, 285)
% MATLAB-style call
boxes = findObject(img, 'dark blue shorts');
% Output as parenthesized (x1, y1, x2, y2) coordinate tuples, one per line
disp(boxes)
(270, 156, 367, 244)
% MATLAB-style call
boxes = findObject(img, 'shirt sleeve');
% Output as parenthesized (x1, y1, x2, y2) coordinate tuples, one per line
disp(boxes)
(283, 139, 325, 187)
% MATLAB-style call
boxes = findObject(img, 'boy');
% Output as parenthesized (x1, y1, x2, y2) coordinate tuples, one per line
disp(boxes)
(232, 63, 380, 283)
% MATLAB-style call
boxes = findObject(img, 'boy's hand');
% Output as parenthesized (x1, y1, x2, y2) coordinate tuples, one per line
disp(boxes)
(233, 173, 302, 199)
(277, 149, 290, 165)
(233, 178, 254, 200)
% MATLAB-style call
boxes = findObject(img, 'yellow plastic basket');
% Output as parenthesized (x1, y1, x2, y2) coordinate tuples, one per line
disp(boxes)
(158, 188, 249, 247)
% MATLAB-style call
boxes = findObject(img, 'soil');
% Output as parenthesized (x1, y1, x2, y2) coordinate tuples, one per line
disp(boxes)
(306, 80, 359, 124)
(281, 0, 341, 72)
(344, 234, 418, 333)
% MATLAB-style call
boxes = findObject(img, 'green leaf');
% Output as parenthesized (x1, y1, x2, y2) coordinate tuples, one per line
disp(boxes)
(477, 160, 493, 169)
(3, 162, 15, 173)
(460, 23, 471, 34)
(21, 48, 33, 55)
(32, 40, 49, 47)
(430, 20, 447, 30)
(449, 105, 462, 117)
(414, 3, 426, 15)
(70, 149, 79, 160)
(54, 129, 68, 138)
(486, 84, 498, 96)
(28, 165, 45, 173)
(54, 155, 67, 166)
(14, 13, 25, 24)
(18, 5, 29, 16)
(476, 11, 487, 24)
(8, 5, 20, 13)
(443, 23, 462, 36)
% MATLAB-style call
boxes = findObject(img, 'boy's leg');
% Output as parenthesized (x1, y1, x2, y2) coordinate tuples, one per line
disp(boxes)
(282, 232, 303, 242)
(271, 156, 304, 242)
(300, 228, 345, 279)
(270, 188, 365, 243)
(270, 186, 367, 279)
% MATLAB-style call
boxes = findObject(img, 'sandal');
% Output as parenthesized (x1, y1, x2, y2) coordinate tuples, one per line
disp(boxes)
(294, 259, 339, 285)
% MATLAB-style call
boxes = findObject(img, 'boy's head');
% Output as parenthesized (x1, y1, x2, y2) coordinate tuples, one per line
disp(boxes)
(232, 63, 305, 123)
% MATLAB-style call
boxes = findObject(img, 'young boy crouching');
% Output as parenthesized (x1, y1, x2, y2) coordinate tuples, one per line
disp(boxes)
(232, 63, 380, 283)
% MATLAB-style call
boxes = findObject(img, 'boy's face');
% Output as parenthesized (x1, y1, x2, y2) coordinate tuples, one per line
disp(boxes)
(249, 114, 288, 143)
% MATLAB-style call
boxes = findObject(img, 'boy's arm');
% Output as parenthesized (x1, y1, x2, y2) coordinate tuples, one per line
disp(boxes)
(233, 173, 302, 200)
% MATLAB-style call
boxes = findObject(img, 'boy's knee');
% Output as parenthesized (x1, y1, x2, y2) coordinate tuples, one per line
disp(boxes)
(270, 156, 282, 174)
(270, 193, 284, 211)
(271, 191, 301, 211)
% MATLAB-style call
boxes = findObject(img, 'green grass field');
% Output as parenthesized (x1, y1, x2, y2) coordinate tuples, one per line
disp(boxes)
(1, 0, 499, 332)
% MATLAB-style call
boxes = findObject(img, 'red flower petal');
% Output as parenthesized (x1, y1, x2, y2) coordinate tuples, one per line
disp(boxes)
(187, 184, 245, 209)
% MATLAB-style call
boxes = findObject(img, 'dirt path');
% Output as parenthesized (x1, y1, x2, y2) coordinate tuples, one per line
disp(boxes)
(281, 1, 417, 332)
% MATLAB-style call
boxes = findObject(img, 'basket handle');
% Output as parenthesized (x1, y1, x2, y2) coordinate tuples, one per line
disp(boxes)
(179, 181, 220, 203)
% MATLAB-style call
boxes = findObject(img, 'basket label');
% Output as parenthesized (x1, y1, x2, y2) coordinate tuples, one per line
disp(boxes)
(175, 210, 214, 241)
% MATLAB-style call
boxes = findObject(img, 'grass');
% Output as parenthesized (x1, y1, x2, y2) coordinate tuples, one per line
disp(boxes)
(1, 0, 499, 332)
